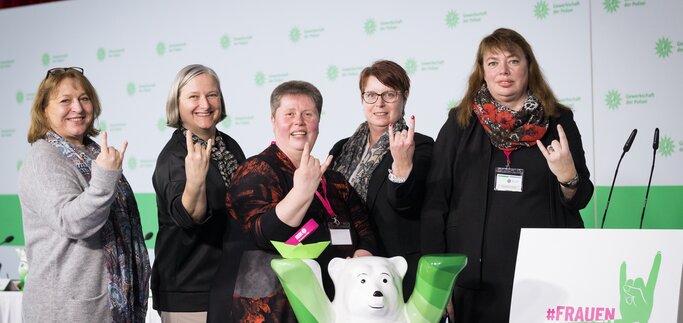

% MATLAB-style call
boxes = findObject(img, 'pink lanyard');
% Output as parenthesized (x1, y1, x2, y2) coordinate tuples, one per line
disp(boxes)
(503, 149, 513, 168)
(314, 177, 339, 225)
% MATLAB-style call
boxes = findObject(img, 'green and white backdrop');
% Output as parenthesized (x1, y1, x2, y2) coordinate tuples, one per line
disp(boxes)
(1, 0, 681, 257)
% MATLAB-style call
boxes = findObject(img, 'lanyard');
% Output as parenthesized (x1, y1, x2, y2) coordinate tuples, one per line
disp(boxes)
(314, 177, 339, 225)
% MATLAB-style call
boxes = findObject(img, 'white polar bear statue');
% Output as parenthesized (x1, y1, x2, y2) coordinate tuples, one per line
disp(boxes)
(271, 254, 466, 323)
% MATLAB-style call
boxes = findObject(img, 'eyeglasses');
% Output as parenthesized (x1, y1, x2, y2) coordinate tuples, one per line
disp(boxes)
(361, 90, 402, 104)
(45, 67, 84, 80)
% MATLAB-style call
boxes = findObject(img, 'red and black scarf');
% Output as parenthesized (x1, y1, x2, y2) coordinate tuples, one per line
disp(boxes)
(473, 84, 548, 151)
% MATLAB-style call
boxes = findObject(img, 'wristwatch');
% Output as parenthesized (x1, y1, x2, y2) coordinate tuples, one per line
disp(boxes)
(559, 173, 580, 189)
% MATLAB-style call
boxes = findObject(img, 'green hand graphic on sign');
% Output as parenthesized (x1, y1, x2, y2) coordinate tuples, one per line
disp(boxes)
(618, 252, 661, 323)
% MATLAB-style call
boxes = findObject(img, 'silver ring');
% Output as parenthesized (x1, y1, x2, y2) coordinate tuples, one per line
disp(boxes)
(548, 146, 555, 153)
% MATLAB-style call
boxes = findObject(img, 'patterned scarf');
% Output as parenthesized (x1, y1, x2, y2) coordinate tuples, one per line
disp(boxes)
(473, 83, 548, 151)
(44, 131, 150, 323)
(181, 127, 240, 189)
(332, 118, 408, 202)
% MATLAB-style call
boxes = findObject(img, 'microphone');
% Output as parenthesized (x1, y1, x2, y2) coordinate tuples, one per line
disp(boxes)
(144, 232, 154, 241)
(601, 129, 637, 229)
(0, 236, 14, 246)
(639, 128, 659, 229)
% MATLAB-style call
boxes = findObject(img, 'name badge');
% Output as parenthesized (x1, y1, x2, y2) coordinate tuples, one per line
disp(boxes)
(329, 221, 352, 245)
(495, 167, 524, 192)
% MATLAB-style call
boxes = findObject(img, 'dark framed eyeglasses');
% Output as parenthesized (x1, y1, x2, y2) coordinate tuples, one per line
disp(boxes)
(45, 67, 84, 80)
(361, 90, 402, 104)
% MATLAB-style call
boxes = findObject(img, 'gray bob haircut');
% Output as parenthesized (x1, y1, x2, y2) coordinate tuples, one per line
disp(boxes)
(165, 64, 227, 128)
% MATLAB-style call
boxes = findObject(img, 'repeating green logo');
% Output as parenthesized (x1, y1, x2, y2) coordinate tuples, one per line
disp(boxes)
(404, 58, 417, 75)
(156, 42, 166, 56)
(659, 136, 674, 157)
(534, 0, 550, 19)
(220, 34, 231, 49)
(128, 157, 137, 171)
(127, 82, 136, 96)
(290, 27, 301, 43)
(327, 65, 339, 80)
(364, 18, 377, 35)
(445, 10, 460, 28)
(604, 0, 620, 13)
(16, 91, 24, 104)
(41, 53, 50, 66)
(655, 37, 673, 58)
(447, 99, 459, 111)
(255, 71, 266, 86)
(605, 89, 622, 110)
(97, 47, 106, 61)
(221, 114, 232, 129)
(98, 120, 107, 132)
(157, 118, 167, 132)
(16, 160, 22, 171)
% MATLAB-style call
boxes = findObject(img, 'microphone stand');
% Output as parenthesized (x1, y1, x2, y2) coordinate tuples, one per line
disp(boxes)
(639, 128, 659, 229)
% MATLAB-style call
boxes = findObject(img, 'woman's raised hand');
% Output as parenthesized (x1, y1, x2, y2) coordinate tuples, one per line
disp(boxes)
(537, 124, 577, 184)
(184, 130, 213, 185)
(389, 115, 415, 177)
(95, 131, 127, 170)
(293, 142, 333, 196)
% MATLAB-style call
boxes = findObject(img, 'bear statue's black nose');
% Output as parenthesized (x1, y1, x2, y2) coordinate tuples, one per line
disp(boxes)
(373, 291, 383, 297)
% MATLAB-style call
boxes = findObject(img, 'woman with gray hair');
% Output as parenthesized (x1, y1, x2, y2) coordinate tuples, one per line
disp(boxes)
(152, 64, 246, 322)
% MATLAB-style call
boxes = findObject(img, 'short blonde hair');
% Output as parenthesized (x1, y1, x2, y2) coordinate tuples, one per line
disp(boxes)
(166, 64, 226, 128)
(27, 69, 101, 143)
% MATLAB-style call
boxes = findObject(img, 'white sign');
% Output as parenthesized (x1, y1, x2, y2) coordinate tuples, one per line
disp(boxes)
(511, 228, 682, 323)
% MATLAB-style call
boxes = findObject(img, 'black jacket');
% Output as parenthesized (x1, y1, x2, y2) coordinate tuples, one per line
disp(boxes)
(421, 108, 594, 288)
(151, 128, 245, 311)
(330, 132, 433, 299)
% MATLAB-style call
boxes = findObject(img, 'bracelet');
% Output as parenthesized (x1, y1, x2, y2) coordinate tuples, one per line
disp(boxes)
(559, 173, 580, 189)
(387, 169, 408, 183)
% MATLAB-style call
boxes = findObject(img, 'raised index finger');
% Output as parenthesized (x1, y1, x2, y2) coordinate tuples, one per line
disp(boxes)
(185, 130, 194, 153)
(408, 115, 416, 138)
(557, 124, 569, 151)
(101, 131, 108, 148)
(301, 141, 311, 165)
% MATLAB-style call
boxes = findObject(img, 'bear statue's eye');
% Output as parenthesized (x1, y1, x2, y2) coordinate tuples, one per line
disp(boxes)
(382, 278, 388, 283)
(360, 279, 366, 284)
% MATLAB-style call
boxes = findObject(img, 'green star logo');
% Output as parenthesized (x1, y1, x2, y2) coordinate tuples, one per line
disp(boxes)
(655, 37, 673, 58)
(157, 118, 167, 132)
(327, 65, 339, 81)
(255, 71, 266, 86)
(404, 58, 417, 76)
(290, 27, 301, 43)
(156, 41, 166, 56)
(220, 34, 231, 49)
(534, 0, 550, 20)
(127, 82, 136, 96)
(221, 114, 232, 129)
(364, 18, 377, 35)
(605, 89, 621, 110)
(16, 91, 24, 104)
(16, 160, 23, 171)
(445, 10, 459, 28)
(447, 99, 459, 111)
(97, 47, 106, 61)
(128, 157, 138, 171)
(604, 0, 620, 13)
(659, 136, 674, 157)
(41, 53, 50, 66)
(98, 120, 107, 132)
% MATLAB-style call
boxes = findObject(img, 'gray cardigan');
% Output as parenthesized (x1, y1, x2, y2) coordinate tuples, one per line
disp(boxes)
(18, 139, 121, 322)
